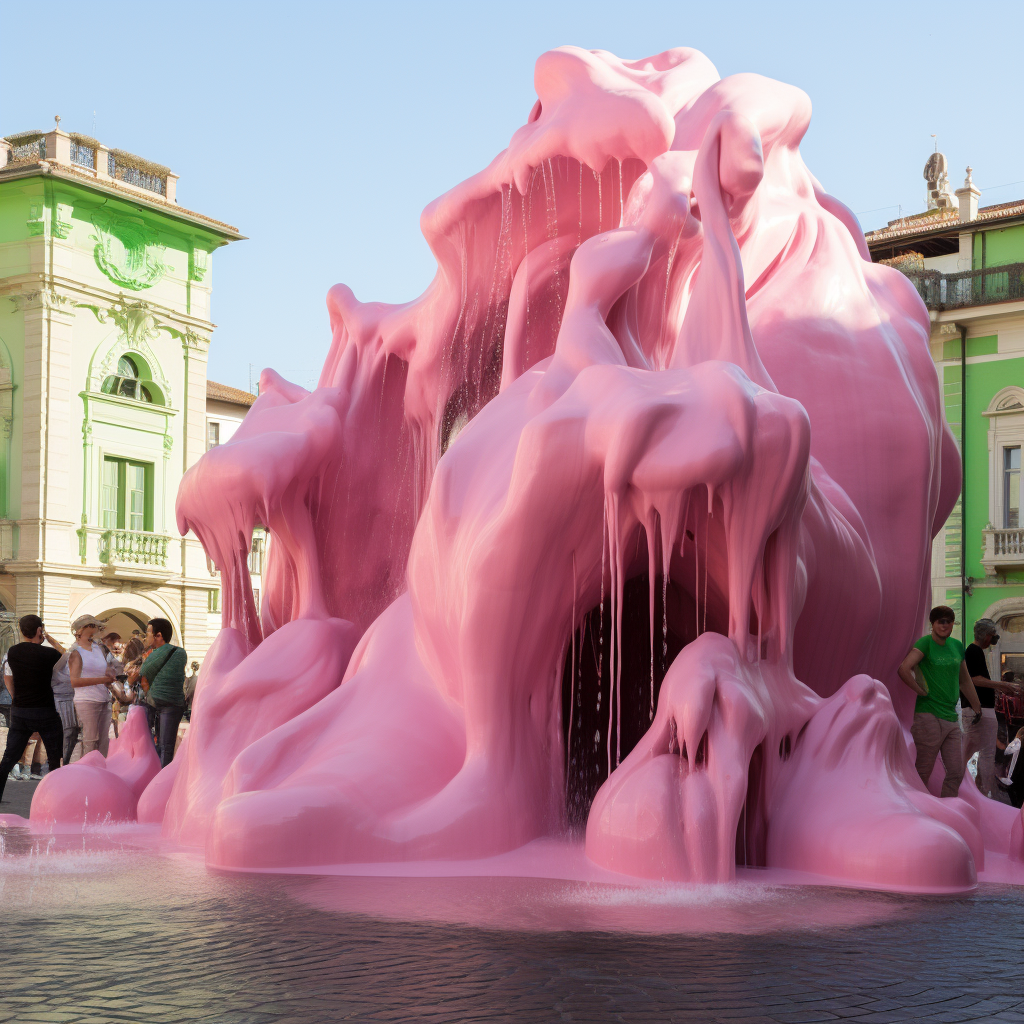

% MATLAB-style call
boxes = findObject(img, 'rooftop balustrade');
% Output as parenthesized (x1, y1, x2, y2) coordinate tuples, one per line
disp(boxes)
(902, 262, 1024, 311)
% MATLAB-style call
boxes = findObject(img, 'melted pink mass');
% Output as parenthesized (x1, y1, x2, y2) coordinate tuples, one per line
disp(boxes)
(36, 47, 1024, 890)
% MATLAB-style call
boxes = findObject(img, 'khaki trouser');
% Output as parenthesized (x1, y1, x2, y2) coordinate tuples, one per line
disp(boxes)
(912, 711, 964, 797)
(963, 706, 998, 797)
(75, 700, 110, 757)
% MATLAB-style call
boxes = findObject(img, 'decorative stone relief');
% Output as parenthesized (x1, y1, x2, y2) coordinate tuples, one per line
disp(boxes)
(189, 248, 209, 282)
(79, 299, 174, 403)
(162, 324, 205, 350)
(8, 291, 76, 314)
(90, 210, 167, 291)
(27, 199, 46, 236)
(53, 203, 74, 239)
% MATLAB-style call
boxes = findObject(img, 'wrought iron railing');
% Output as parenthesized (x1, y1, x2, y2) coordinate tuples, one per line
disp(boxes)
(902, 262, 1024, 311)
(107, 153, 166, 195)
(7, 136, 46, 161)
(70, 142, 95, 169)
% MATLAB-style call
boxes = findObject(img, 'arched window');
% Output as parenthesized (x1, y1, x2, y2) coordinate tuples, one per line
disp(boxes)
(101, 354, 159, 404)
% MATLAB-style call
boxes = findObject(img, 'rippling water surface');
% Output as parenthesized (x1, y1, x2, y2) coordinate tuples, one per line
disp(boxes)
(1, 823, 1022, 1023)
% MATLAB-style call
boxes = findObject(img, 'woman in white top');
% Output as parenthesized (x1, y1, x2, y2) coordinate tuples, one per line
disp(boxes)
(69, 614, 116, 756)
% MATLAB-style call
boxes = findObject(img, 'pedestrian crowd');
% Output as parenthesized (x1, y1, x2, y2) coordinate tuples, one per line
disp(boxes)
(3, 602, 1024, 814)
(0, 613, 193, 806)
(899, 606, 1024, 807)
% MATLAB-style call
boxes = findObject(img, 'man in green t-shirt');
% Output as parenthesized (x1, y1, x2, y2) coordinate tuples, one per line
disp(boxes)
(126, 617, 187, 769)
(898, 605, 983, 797)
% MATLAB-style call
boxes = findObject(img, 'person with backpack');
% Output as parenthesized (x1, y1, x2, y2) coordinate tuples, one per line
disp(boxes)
(126, 618, 187, 767)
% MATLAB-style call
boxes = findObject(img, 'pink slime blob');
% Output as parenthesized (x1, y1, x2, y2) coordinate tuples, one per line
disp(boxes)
(31, 706, 160, 826)
(34, 46, 1024, 891)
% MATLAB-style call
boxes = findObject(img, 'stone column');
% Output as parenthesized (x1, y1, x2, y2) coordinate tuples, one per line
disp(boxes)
(956, 167, 980, 224)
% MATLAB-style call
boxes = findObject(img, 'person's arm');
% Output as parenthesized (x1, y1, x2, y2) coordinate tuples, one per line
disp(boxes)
(68, 650, 117, 688)
(44, 632, 65, 655)
(108, 679, 133, 704)
(898, 648, 928, 696)
(137, 645, 173, 692)
(959, 660, 983, 717)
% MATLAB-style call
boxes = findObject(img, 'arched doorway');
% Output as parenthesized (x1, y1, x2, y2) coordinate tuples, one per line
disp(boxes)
(0, 596, 18, 658)
(70, 591, 181, 647)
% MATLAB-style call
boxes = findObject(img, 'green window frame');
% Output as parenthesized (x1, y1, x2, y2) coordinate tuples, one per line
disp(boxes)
(100, 457, 155, 532)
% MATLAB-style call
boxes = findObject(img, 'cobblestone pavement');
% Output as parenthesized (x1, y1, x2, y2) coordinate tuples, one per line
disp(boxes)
(0, 824, 1021, 1024)
(0, 777, 40, 818)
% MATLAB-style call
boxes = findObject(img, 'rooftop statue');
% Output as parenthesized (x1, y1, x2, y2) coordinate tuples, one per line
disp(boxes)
(34, 46, 1024, 891)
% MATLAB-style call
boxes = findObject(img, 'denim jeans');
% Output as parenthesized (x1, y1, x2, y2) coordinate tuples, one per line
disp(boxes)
(151, 697, 184, 768)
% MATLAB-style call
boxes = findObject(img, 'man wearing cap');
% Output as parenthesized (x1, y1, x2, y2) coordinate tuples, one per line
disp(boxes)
(963, 618, 1023, 797)
(69, 614, 117, 756)
(0, 615, 67, 805)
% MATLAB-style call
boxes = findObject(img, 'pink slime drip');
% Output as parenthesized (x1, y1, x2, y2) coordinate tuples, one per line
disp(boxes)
(33, 47, 1024, 891)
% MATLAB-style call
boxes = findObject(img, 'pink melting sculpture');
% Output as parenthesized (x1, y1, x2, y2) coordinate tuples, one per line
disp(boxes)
(35, 46, 1024, 890)
(31, 706, 161, 826)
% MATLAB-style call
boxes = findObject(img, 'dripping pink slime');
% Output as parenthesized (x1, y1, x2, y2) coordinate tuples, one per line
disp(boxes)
(33, 47, 1024, 891)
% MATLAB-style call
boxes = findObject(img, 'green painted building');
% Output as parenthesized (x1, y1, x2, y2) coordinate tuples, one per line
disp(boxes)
(867, 156, 1024, 676)
(0, 121, 243, 656)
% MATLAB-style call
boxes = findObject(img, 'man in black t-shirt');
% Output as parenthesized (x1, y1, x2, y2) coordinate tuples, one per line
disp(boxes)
(963, 618, 1022, 797)
(0, 613, 66, 805)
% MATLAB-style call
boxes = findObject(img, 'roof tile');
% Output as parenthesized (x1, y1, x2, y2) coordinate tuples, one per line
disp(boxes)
(207, 380, 257, 407)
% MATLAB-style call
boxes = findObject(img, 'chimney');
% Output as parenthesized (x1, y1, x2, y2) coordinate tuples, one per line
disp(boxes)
(956, 166, 980, 223)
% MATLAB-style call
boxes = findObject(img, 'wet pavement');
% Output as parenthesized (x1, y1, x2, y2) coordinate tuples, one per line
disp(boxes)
(0, 777, 39, 819)
(0, 823, 1022, 1023)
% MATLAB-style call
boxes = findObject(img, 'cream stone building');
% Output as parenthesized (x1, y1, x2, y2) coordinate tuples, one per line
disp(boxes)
(0, 121, 244, 656)
(866, 153, 1024, 674)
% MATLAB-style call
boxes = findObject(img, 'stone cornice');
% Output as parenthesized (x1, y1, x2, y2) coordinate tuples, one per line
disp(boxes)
(0, 273, 217, 337)
(0, 160, 244, 242)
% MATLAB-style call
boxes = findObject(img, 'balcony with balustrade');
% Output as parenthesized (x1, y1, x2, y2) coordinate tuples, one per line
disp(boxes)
(901, 263, 1024, 312)
(77, 523, 173, 577)
(1, 123, 179, 203)
(982, 526, 1024, 576)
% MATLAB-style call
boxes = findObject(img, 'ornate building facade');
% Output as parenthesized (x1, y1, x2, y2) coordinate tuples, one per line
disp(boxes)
(866, 155, 1024, 675)
(0, 122, 243, 655)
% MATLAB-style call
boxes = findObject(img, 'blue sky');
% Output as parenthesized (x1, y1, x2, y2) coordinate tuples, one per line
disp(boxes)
(4, 0, 1021, 392)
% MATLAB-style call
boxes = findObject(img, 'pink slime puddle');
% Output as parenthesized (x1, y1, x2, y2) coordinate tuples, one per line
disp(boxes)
(21, 44, 1024, 895)
(0, 820, 1018, 934)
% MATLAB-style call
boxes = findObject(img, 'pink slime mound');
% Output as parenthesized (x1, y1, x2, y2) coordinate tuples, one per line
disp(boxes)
(31, 706, 160, 826)
(35, 47, 1024, 891)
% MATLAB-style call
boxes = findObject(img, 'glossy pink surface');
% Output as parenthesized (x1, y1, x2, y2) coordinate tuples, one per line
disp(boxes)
(31, 706, 160, 826)
(33, 46, 1024, 891)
